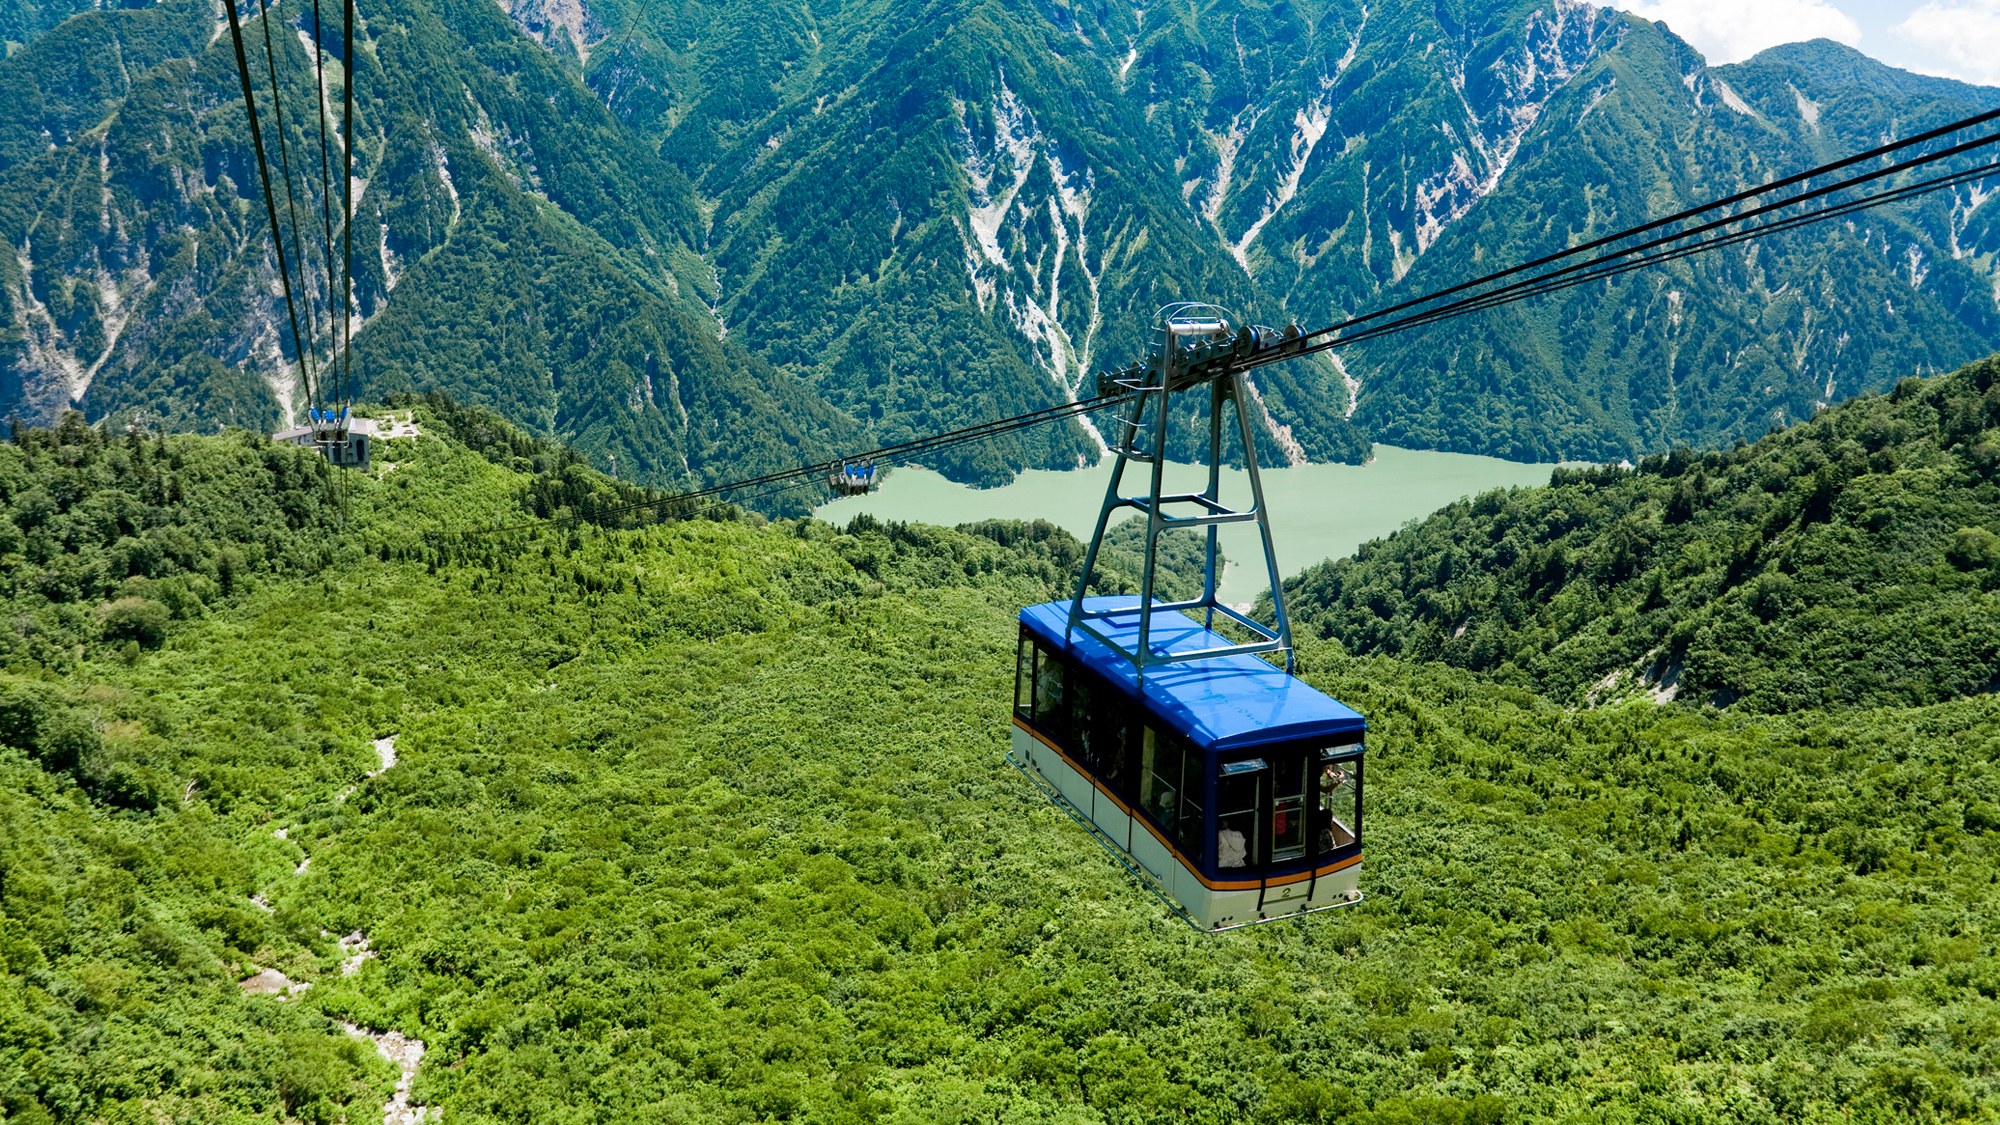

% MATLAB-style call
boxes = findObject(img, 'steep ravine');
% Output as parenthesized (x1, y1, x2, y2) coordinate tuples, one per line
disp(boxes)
(238, 734, 432, 1125)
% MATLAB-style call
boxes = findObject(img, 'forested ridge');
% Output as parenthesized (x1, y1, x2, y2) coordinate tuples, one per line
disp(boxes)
(0, 401, 1996, 1123)
(12, 0, 2000, 486)
(1286, 354, 2000, 713)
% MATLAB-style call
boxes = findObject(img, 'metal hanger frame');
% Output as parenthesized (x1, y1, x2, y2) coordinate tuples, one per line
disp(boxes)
(1066, 305, 1294, 679)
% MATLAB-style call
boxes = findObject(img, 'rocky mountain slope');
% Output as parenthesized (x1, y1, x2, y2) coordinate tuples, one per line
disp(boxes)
(0, 0, 860, 502)
(6, 0, 2000, 491)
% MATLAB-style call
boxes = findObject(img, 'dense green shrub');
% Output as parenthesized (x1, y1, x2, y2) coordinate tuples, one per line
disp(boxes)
(97, 595, 169, 646)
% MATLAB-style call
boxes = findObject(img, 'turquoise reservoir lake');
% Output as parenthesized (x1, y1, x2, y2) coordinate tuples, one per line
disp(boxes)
(814, 445, 1560, 604)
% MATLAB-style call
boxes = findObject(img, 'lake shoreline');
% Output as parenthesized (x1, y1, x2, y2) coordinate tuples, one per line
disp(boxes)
(816, 445, 1561, 603)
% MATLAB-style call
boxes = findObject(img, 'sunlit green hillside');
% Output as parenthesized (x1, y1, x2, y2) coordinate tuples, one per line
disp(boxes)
(2, 407, 1996, 1123)
(1286, 356, 2000, 713)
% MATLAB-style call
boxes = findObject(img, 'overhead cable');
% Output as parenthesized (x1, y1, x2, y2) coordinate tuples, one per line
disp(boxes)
(342, 0, 356, 412)
(222, 0, 316, 414)
(453, 394, 1126, 537)
(254, 0, 323, 414)
(450, 107, 2000, 541)
(1301, 105, 2000, 347)
(1277, 127, 2000, 361)
(310, 0, 340, 385)
(1311, 157, 2000, 355)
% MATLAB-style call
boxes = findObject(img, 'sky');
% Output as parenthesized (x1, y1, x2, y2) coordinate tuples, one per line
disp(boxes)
(1587, 0, 2000, 86)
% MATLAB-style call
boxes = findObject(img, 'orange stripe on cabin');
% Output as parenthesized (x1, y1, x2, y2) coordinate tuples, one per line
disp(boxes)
(1013, 718, 1362, 891)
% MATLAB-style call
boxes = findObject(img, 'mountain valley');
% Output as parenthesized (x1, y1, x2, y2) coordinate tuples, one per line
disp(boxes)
(6, 0, 2000, 490)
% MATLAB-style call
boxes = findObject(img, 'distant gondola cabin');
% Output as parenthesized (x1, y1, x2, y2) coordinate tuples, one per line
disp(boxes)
(1011, 597, 1365, 929)
(828, 461, 877, 496)
(274, 413, 374, 470)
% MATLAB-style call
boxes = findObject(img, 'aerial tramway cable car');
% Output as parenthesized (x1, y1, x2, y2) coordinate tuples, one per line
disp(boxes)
(1008, 304, 1367, 930)
(828, 459, 878, 496)
(274, 405, 374, 470)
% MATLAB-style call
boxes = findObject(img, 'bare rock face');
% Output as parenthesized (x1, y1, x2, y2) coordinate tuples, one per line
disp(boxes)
(497, 0, 603, 62)
(237, 966, 307, 996)
(343, 1023, 431, 1125)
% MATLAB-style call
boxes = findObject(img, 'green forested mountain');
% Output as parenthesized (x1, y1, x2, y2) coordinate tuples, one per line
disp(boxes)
(6, 0, 2000, 492)
(0, 0, 861, 505)
(1348, 31, 2000, 461)
(1285, 354, 2000, 712)
(2, 402, 1998, 1123)
(567, 0, 2000, 465)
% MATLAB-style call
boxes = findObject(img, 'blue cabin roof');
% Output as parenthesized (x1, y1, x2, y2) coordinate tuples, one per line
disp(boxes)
(1019, 597, 1366, 752)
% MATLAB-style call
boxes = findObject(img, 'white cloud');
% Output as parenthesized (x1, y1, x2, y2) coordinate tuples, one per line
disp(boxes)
(1893, 1, 2000, 85)
(1588, 0, 1862, 64)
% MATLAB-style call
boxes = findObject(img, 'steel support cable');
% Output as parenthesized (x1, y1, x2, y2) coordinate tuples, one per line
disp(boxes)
(254, 0, 323, 414)
(1271, 158, 2000, 364)
(450, 117, 2000, 543)
(1288, 127, 2000, 361)
(1298, 105, 2000, 347)
(1424, 163, 2000, 331)
(310, 0, 340, 400)
(549, 394, 1122, 530)
(449, 395, 1129, 538)
(341, 0, 355, 413)
(459, 475, 826, 556)
(471, 405, 1100, 540)
(344, 0, 356, 525)
(1102, 148, 2000, 433)
(468, 145, 1987, 541)
(222, 0, 316, 417)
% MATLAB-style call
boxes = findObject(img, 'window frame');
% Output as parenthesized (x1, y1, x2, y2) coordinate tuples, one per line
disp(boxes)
(1314, 743, 1364, 861)
(1016, 627, 1136, 805)
(1270, 751, 1309, 863)
(1206, 739, 1365, 876)
(1215, 758, 1268, 870)
(1014, 632, 1035, 719)
(1030, 637, 1068, 745)
(1138, 725, 1181, 839)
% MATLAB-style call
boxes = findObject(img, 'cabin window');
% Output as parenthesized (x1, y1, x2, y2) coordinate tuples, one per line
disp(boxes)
(1015, 634, 1034, 717)
(1032, 643, 1067, 743)
(1140, 726, 1201, 854)
(1317, 751, 1361, 856)
(1139, 727, 1179, 833)
(1176, 761, 1205, 858)
(1218, 748, 1347, 870)
(1071, 673, 1098, 766)
(1216, 759, 1266, 869)
(1081, 689, 1131, 797)
(1272, 753, 1307, 861)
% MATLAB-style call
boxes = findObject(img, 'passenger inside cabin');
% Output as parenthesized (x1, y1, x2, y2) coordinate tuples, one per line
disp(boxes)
(1034, 657, 1064, 732)
(1319, 763, 1356, 851)
(1217, 826, 1247, 868)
